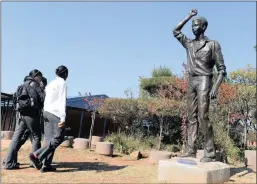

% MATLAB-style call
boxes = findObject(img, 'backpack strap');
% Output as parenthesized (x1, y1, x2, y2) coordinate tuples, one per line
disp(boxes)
(26, 80, 44, 108)
(23, 81, 34, 106)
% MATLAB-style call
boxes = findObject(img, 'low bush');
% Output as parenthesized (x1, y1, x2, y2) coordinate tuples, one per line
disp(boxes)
(104, 133, 156, 155)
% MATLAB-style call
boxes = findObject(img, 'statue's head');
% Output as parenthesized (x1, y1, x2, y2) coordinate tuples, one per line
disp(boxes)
(192, 17, 208, 36)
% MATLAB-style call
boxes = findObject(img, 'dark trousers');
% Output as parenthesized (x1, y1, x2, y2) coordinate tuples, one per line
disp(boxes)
(4, 113, 41, 169)
(34, 111, 65, 167)
(187, 75, 215, 158)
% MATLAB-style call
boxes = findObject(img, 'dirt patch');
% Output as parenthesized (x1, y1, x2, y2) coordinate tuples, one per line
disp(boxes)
(1, 140, 256, 183)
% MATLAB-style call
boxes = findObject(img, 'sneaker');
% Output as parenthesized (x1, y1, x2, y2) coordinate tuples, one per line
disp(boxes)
(180, 152, 196, 158)
(40, 166, 56, 173)
(3, 161, 20, 170)
(29, 153, 42, 170)
(4, 165, 20, 170)
(200, 156, 215, 163)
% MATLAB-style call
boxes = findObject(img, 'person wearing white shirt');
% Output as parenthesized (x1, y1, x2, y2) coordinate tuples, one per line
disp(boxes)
(29, 65, 68, 173)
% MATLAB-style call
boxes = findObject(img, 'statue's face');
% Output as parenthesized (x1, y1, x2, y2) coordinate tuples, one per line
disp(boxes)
(192, 19, 205, 36)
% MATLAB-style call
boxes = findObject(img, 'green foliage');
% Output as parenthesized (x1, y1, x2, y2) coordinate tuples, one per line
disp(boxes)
(209, 104, 243, 164)
(99, 98, 182, 120)
(98, 98, 145, 132)
(144, 98, 181, 116)
(228, 65, 256, 122)
(140, 76, 187, 101)
(247, 131, 256, 142)
(139, 87, 151, 99)
(152, 65, 173, 77)
(162, 144, 181, 152)
(98, 98, 142, 118)
(104, 132, 156, 154)
(160, 116, 183, 145)
(247, 146, 257, 150)
(100, 64, 255, 164)
(229, 64, 256, 85)
(99, 97, 184, 149)
(140, 77, 177, 96)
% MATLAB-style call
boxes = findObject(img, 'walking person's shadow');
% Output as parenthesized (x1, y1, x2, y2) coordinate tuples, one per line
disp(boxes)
(53, 161, 127, 173)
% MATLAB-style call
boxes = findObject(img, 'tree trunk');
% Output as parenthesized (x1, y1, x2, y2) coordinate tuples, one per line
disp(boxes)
(78, 111, 84, 138)
(227, 109, 230, 137)
(158, 117, 163, 150)
(89, 111, 96, 148)
(244, 118, 247, 150)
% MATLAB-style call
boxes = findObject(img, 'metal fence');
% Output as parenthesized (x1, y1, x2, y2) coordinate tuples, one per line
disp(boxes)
(1, 93, 16, 131)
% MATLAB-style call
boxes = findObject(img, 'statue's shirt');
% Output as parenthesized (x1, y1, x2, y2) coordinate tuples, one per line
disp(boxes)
(173, 30, 226, 77)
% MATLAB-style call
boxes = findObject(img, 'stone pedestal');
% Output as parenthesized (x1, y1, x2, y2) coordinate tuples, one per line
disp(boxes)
(73, 138, 89, 150)
(158, 157, 230, 184)
(60, 136, 74, 147)
(91, 136, 103, 149)
(96, 142, 114, 156)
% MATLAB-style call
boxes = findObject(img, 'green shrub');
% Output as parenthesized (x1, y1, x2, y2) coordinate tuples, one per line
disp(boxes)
(247, 146, 257, 150)
(105, 132, 183, 155)
(152, 66, 173, 77)
(210, 107, 244, 164)
(247, 131, 256, 142)
(104, 133, 156, 155)
(162, 144, 181, 152)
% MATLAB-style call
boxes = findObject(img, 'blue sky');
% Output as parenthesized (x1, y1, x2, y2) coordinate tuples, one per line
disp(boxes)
(2, 2, 256, 98)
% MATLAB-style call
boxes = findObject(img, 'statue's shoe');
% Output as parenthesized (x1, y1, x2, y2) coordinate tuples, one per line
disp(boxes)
(200, 156, 215, 163)
(180, 152, 196, 158)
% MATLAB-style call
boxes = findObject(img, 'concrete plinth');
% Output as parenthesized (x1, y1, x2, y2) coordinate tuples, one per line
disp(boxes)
(158, 157, 230, 184)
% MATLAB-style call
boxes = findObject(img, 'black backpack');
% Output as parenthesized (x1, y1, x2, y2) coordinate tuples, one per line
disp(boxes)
(13, 81, 35, 113)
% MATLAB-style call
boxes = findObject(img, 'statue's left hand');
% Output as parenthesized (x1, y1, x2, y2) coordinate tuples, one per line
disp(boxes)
(210, 88, 218, 99)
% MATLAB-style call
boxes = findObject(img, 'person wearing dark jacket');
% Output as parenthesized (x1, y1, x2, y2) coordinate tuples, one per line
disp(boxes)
(20, 76, 47, 144)
(8, 76, 48, 168)
(4, 70, 45, 170)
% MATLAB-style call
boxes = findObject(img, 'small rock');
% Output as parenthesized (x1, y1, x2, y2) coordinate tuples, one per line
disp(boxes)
(141, 151, 149, 158)
(130, 151, 142, 160)
(171, 152, 178, 157)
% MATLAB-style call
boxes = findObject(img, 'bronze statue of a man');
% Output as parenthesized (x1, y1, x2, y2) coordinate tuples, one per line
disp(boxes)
(173, 9, 227, 162)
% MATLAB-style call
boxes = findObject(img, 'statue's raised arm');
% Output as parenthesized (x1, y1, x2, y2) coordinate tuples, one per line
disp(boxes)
(173, 9, 197, 32)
